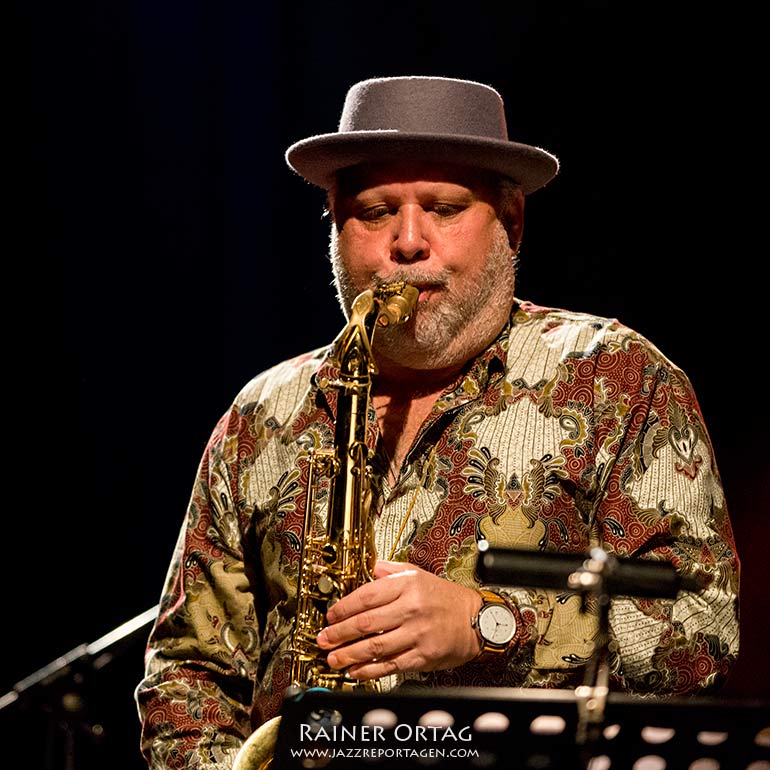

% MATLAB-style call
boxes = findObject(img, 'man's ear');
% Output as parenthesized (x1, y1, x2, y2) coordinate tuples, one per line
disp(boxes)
(326, 187, 348, 232)
(505, 189, 525, 250)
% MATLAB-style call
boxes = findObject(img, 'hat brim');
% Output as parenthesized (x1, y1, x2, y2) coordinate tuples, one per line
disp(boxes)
(285, 132, 559, 195)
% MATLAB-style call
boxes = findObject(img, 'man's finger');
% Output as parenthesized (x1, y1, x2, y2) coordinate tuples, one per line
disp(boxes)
(324, 574, 403, 623)
(373, 559, 417, 578)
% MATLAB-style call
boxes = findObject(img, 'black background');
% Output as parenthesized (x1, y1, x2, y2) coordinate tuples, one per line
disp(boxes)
(7, 2, 768, 768)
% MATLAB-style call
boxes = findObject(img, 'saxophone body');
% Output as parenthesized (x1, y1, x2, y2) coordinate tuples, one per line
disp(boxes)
(233, 282, 419, 770)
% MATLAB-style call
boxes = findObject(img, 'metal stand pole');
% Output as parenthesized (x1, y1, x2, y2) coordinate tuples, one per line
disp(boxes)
(0, 605, 158, 770)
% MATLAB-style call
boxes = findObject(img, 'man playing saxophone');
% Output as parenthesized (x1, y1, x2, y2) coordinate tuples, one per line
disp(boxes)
(135, 76, 740, 770)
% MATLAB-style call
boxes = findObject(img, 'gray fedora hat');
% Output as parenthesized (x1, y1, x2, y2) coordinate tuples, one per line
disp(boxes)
(285, 76, 559, 195)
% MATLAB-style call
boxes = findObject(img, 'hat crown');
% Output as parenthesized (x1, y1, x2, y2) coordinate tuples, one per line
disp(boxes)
(338, 76, 509, 140)
(285, 74, 559, 194)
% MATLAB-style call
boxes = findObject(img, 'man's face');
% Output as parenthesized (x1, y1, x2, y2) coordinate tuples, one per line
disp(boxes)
(328, 161, 523, 374)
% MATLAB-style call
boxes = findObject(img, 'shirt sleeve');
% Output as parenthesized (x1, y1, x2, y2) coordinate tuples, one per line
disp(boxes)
(135, 404, 259, 770)
(595, 346, 740, 695)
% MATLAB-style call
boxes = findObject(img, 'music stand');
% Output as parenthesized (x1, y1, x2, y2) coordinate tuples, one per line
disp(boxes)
(269, 686, 769, 769)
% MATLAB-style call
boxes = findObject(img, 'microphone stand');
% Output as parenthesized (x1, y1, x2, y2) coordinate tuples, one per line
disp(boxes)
(0, 605, 158, 770)
(475, 543, 704, 767)
(565, 548, 614, 749)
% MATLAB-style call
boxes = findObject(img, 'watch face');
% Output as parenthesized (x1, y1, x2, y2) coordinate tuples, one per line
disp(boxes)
(478, 604, 516, 646)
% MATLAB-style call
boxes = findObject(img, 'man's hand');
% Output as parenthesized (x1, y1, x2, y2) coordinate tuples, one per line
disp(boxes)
(316, 560, 483, 680)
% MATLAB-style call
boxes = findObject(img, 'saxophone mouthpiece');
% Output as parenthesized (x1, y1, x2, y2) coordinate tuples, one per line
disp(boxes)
(378, 284, 419, 327)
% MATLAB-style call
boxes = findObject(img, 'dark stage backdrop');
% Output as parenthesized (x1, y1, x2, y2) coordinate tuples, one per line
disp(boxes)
(8, 2, 767, 768)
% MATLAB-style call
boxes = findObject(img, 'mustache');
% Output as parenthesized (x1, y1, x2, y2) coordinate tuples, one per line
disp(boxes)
(373, 268, 451, 291)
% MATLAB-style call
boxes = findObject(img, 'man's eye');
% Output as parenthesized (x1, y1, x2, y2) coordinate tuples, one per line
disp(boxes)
(359, 205, 390, 221)
(431, 203, 463, 217)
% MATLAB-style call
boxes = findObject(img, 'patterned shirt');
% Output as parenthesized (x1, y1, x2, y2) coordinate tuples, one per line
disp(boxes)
(135, 300, 740, 770)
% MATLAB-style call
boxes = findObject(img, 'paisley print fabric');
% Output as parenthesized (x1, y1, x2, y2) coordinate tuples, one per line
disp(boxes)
(135, 300, 739, 769)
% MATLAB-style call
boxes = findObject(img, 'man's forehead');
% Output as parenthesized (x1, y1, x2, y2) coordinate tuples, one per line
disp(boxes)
(335, 161, 500, 197)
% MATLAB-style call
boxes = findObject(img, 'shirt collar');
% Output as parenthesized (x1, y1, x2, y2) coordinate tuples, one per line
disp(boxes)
(312, 305, 516, 421)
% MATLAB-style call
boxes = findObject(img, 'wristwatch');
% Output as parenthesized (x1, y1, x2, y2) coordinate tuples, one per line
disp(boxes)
(471, 589, 517, 661)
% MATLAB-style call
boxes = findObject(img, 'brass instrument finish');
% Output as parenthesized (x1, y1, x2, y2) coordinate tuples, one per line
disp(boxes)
(232, 282, 418, 770)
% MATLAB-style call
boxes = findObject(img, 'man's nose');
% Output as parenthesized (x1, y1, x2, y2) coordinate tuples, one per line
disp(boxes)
(391, 206, 430, 262)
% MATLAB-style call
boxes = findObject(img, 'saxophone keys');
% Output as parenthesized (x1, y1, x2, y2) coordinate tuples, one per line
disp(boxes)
(317, 574, 334, 594)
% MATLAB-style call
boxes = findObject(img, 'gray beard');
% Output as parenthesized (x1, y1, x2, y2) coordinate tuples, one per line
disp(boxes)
(328, 224, 517, 371)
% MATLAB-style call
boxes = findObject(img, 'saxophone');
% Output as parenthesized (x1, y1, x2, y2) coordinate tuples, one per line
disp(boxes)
(232, 282, 419, 770)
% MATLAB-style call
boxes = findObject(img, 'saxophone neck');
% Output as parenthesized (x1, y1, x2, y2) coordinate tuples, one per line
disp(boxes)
(330, 282, 419, 379)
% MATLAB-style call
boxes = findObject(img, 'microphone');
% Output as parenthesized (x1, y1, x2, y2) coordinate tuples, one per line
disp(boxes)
(475, 543, 703, 599)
